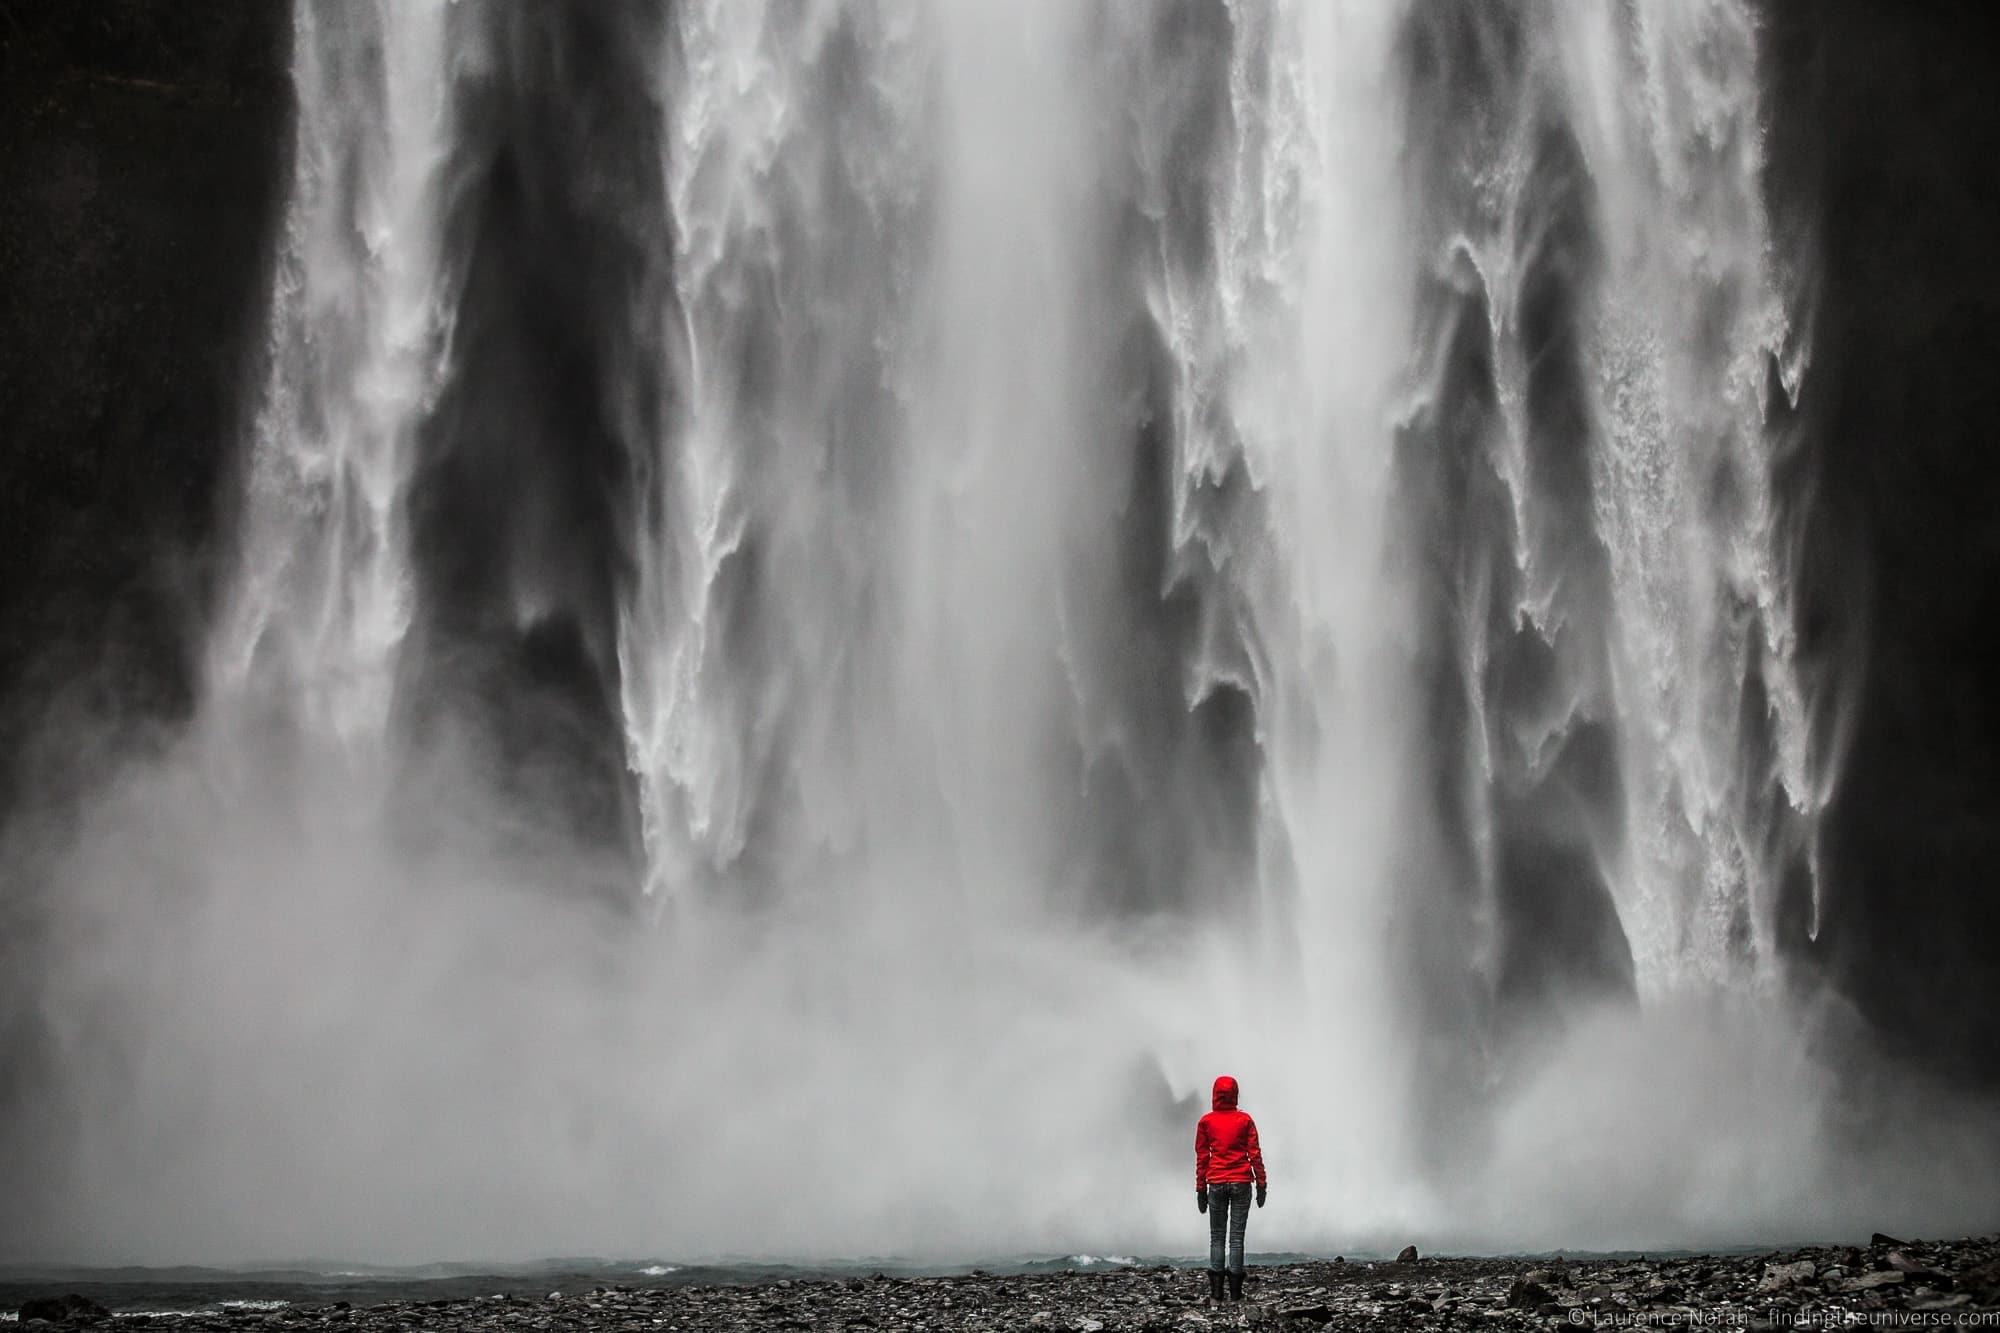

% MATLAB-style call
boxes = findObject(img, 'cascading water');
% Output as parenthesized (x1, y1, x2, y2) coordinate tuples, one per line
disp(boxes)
(212, 0, 453, 744)
(10, 0, 2000, 1267)
(1562, 0, 1818, 988)
(623, 1, 935, 903)
(1386, 0, 1820, 1030)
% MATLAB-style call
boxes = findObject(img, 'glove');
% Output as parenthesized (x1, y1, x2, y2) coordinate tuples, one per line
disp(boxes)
(1256, 1185, 1267, 1208)
(1197, 1189, 1208, 1214)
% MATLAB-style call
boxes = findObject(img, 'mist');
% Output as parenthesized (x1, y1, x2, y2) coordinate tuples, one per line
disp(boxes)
(9, 713, 1999, 1266)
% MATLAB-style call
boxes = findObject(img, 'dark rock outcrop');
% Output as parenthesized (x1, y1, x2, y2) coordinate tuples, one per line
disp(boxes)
(15, 1291, 109, 1324)
(1762, 0, 2000, 1084)
(1505, 1275, 1554, 1308)
(0, 0, 293, 805)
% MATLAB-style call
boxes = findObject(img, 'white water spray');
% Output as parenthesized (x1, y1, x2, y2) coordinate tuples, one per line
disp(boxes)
(211, 0, 454, 744)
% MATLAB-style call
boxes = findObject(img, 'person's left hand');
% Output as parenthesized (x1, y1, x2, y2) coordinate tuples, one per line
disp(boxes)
(1256, 1185, 1267, 1208)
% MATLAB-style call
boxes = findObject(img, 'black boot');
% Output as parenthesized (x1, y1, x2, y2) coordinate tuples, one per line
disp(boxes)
(1207, 1271, 1224, 1302)
(1228, 1271, 1244, 1302)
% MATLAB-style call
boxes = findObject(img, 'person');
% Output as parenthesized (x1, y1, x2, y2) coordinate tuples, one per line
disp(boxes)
(1194, 1073, 1266, 1301)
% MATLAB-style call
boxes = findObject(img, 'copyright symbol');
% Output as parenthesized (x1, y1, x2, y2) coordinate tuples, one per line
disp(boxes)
(1568, 1309, 1589, 1328)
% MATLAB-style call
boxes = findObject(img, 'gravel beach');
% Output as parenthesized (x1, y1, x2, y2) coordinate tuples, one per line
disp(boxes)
(12, 1235, 2000, 1331)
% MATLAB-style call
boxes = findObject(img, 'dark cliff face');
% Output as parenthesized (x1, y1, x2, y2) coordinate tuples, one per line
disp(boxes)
(1761, 0, 2000, 1082)
(0, 1, 293, 809)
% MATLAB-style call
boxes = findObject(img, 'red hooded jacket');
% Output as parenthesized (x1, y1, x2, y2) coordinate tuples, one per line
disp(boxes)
(1195, 1075, 1266, 1189)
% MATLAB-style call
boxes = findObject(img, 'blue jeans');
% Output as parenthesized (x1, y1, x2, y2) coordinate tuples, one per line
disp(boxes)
(1207, 1181, 1252, 1275)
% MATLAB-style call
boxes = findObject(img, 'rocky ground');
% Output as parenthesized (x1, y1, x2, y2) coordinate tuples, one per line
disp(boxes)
(12, 1236, 2000, 1331)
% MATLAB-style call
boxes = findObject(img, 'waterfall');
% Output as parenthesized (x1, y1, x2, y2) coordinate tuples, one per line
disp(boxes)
(622, 1, 936, 902)
(211, 0, 454, 745)
(218, 0, 1811, 996)
(1562, 0, 1817, 987)
(16, 0, 2000, 1267)
(1381, 0, 1822, 1049)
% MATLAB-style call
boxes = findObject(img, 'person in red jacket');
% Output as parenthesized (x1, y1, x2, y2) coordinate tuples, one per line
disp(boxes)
(1194, 1074, 1267, 1302)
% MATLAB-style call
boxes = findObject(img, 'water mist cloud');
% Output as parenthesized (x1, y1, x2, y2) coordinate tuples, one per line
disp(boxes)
(6, 700, 2000, 1264)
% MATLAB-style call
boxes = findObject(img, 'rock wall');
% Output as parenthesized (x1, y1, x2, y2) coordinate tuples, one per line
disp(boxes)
(0, 0, 292, 808)
(1762, 0, 2000, 1081)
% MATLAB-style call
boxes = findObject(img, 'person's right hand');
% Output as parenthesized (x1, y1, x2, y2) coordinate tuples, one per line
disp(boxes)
(1196, 1189, 1208, 1214)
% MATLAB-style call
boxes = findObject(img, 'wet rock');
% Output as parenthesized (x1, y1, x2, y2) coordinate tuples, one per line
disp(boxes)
(1872, 1234, 1909, 1248)
(1760, 1260, 1817, 1290)
(1841, 1270, 1907, 1292)
(1914, 1294, 1975, 1312)
(1396, 1246, 1419, 1263)
(1958, 1260, 2000, 1299)
(16, 1294, 111, 1324)
(1505, 1276, 1553, 1308)
(1886, 1251, 1952, 1285)
(10, 1236, 1997, 1331)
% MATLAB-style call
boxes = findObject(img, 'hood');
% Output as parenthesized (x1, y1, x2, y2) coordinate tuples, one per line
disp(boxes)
(1211, 1075, 1238, 1111)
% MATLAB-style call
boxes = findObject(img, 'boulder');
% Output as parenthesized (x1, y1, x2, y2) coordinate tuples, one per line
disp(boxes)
(15, 1294, 110, 1324)
(1886, 1251, 1951, 1285)
(1840, 1270, 1906, 1292)
(1505, 1276, 1554, 1308)
(1759, 1260, 1816, 1291)
(1952, 1259, 2000, 1299)
(1395, 1245, 1419, 1263)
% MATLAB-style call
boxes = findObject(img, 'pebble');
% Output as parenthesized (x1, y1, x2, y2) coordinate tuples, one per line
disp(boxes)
(11, 1236, 1999, 1331)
